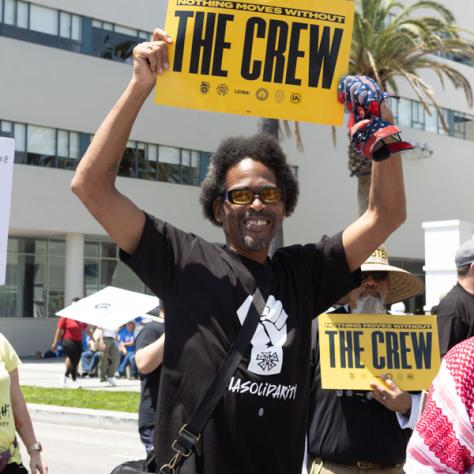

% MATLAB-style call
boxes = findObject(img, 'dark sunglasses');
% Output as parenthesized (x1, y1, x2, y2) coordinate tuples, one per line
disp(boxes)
(361, 271, 388, 282)
(224, 187, 284, 205)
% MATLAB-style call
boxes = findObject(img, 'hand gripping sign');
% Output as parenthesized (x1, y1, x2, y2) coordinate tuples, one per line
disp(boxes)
(337, 75, 414, 160)
(318, 313, 441, 391)
(154, 0, 355, 125)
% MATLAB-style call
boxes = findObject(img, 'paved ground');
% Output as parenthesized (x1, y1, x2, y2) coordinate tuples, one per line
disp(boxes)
(20, 358, 140, 392)
(21, 419, 145, 473)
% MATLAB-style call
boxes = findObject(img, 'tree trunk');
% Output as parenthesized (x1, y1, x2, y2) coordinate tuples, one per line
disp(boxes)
(258, 118, 283, 255)
(357, 174, 371, 215)
(347, 143, 372, 216)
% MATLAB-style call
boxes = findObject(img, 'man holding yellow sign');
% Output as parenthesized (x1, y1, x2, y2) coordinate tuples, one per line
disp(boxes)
(308, 247, 429, 474)
(72, 17, 408, 474)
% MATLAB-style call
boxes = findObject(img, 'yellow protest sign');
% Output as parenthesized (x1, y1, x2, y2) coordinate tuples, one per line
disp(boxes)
(154, 0, 355, 124)
(318, 314, 440, 391)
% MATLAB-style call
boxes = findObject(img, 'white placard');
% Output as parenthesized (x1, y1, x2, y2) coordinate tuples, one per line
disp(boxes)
(56, 286, 160, 330)
(0, 138, 15, 285)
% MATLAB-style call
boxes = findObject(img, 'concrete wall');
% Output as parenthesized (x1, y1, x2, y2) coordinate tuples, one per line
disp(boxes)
(0, 317, 58, 356)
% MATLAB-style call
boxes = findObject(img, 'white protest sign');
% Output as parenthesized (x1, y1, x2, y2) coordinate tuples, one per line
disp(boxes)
(56, 286, 160, 330)
(0, 138, 15, 285)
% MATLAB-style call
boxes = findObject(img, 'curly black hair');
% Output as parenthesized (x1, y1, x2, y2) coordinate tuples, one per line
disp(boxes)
(199, 133, 299, 226)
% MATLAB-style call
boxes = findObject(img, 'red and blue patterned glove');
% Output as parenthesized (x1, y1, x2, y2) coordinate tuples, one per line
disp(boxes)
(337, 75, 413, 161)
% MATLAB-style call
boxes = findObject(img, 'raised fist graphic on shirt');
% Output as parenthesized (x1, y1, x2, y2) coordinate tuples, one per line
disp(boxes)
(237, 294, 288, 376)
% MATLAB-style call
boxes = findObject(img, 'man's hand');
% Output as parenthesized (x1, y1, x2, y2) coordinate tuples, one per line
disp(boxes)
(370, 375, 412, 414)
(131, 28, 173, 93)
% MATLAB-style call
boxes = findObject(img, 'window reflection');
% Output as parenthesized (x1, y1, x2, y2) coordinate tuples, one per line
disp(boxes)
(17, 1, 28, 28)
(30, 4, 58, 36)
(397, 99, 411, 128)
(465, 116, 474, 141)
(0, 120, 247, 187)
(4, 0, 15, 25)
(159, 146, 181, 183)
(84, 241, 145, 295)
(425, 106, 438, 134)
(27, 125, 55, 166)
(453, 111, 467, 139)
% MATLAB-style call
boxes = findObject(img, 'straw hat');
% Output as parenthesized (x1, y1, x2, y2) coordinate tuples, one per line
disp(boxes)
(339, 246, 424, 305)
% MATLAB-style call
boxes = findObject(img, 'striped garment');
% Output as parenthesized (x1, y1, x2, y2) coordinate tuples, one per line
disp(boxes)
(405, 337, 474, 473)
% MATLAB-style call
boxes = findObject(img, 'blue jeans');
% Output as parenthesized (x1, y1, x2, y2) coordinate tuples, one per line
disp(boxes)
(81, 351, 101, 374)
(139, 425, 154, 455)
(117, 352, 137, 377)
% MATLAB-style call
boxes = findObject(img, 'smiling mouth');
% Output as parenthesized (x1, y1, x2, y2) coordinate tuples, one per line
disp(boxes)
(244, 218, 271, 229)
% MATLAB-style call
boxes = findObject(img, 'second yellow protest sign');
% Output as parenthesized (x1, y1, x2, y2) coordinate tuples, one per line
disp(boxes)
(318, 314, 441, 391)
(154, 0, 355, 124)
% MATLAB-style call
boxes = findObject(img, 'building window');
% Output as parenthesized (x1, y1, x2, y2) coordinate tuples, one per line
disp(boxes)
(0, 118, 291, 186)
(89, 20, 147, 62)
(0, 119, 89, 169)
(84, 241, 146, 296)
(0, 237, 65, 318)
(411, 101, 425, 130)
(29, 4, 58, 36)
(390, 99, 474, 142)
(396, 98, 411, 128)
(26, 124, 56, 166)
(424, 105, 438, 134)
(0, 236, 152, 318)
(453, 111, 467, 139)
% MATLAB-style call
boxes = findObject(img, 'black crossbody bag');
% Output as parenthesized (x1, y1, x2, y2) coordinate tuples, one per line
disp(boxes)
(158, 287, 266, 474)
(110, 288, 265, 474)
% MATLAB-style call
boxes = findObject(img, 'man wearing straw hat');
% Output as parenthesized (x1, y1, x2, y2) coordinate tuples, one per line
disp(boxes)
(307, 246, 424, 474)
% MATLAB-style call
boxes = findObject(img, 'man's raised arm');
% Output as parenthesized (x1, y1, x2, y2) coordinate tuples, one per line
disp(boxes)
(342, 104, 407, 271)
(71, 29, 172, 255)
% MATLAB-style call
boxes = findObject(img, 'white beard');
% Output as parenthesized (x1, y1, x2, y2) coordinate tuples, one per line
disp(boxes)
(353, 294, 386, 314)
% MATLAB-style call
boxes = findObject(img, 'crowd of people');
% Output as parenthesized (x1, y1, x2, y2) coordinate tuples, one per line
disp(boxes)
(2, 25, 474, 474)
(51, 312, 146, 388)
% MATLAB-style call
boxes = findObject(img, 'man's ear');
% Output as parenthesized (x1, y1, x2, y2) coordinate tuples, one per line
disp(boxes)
(213, 199, 223, 224)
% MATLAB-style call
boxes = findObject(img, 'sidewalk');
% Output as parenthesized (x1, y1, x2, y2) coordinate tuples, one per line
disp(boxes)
(21, 358, 139, 431)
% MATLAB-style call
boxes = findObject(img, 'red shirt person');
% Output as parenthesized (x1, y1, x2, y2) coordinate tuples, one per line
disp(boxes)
(51, 297, 91, 388)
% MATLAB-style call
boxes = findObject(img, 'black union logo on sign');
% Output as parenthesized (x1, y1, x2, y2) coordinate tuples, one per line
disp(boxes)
(290, 92, 302, 104)
(217, 83, 229, 96)
(200, 81, 210, 94)
(256, 88, 269, 101)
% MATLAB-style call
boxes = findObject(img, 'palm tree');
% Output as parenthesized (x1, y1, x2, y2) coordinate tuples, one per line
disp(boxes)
(348, 0, 474, 214)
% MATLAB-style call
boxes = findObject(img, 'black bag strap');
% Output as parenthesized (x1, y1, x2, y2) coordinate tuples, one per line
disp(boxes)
(159, 287, 266, 474)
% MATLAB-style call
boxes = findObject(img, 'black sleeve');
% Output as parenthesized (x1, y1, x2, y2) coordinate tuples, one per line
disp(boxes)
(276, 232, 361, 317)
(119, 213, 200, 300)
(311, 231, 361, 315)
(135, 323, 164, 351)
(437, 310, 468, 356)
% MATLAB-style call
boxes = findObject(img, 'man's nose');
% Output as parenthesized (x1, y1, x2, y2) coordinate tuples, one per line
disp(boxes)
(363, 276, 377, 287)
(249, 195, 265, 211)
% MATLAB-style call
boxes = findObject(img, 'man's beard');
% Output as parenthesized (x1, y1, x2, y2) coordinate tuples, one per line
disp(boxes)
(237, 214, 278, 251)
(353, 294, 386, 314)
(241, 234, 273, 251)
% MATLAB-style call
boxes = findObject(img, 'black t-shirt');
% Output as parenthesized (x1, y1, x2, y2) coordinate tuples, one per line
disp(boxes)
(437, 283, 474, 356)
(307, 307, 412, 465)
(120, 213, 359, 474)
(135, 321, 165, 429)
